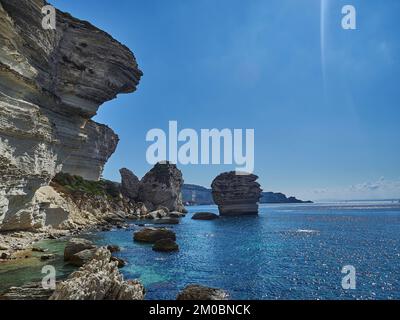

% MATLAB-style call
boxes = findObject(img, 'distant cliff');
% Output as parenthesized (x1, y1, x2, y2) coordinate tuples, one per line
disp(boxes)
(182, 184, 214, 206)
(182, 184, 312, 205)
(259, 192, 312, 204)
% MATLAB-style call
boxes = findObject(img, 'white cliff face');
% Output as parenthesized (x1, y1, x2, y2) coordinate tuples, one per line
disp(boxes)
(0, 0, 142, 231)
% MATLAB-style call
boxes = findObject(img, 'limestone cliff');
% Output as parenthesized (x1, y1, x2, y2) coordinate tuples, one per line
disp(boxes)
(0, 0, 142, 231)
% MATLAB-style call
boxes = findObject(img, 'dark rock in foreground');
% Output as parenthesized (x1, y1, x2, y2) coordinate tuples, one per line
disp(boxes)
(133, 227, 176, 243)
(177, 285, 228, 300)
(152, 238, 179, 252)
(192, 212, 219, 220)
(211, 172, 262, 216)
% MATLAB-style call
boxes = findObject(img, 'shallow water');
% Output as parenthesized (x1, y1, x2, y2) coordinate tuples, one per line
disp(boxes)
(1, 203, 399, 300)
(0, 239, 75, 293)
(90, 203, 400, 300)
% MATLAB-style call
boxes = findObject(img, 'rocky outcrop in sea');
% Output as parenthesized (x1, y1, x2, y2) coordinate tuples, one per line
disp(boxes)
(211, 172, 262, 216)
(0, 0, 142, 232)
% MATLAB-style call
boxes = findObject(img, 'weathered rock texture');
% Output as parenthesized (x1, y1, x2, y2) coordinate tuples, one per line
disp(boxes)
(138, 162, 186, 212)
(177, 285, 229, 300)
(211, 172, 262, 216)
(133, 227, 176, 243)
(0, 0, 142, 231)
(119, 168, 140, 201)
(0, 282, 55, 300)
(50, 247, 145, 300)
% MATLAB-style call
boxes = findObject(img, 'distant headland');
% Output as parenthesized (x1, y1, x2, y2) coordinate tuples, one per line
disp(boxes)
(182, 184, 313, 206)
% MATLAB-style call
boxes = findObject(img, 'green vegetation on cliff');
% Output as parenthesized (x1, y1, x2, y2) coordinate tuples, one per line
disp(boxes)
(51, 172, 120, 199)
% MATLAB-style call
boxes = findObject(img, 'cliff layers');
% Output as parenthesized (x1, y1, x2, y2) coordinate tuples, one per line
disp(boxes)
(211, 172, 262, 216)
(0, 0, 142, 231)
(120, 162, 186, 213)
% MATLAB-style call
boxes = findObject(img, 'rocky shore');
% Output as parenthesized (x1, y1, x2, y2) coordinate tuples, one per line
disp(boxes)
(0, 0, 231, 301)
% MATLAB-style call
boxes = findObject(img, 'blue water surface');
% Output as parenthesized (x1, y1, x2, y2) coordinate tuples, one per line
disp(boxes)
(88, 203, 400, 300)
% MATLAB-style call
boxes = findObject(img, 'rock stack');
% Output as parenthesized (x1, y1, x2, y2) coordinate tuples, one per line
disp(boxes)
(119, 168, 140, 201)
(121, 162, 186, 213)
(211, 172, 262, 216)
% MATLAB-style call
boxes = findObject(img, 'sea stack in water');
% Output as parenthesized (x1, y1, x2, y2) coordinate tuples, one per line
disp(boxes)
(211, 172, 262, 216)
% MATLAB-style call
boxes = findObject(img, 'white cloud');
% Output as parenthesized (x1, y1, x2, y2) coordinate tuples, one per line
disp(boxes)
(302, 177, 400, 201)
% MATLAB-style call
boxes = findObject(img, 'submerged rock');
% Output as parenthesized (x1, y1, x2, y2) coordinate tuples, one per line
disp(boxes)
(152, 238, 179, 252)
(211, 172, 262, 216)
(192, 212, 219, 220)
(50, 248, 145, 300)
(40, 254, 55, 261)
(177, 285, 229, 300)
(133, 227, 176, 243)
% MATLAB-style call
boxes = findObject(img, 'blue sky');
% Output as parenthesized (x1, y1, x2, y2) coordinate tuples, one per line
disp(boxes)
(50, 0, 400, 201)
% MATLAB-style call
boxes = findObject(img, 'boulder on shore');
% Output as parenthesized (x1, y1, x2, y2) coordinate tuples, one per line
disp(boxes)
(107, 245, 121, 253)
(111, 256, 127, 268)
(68, 248, 97, 267)
(133, 228, 176, 243)
(177, 284, 228, 300)
(64, 238, 97, 261)
(192, 212, 219, 220)
(152, 239, 179, 252)
(50, 248, 145, 300)
(211, 172, 262, 216)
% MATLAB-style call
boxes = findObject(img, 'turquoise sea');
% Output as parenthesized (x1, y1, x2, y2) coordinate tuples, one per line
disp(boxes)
(1, 202, 400, 300)
(91, 202, 400, 300)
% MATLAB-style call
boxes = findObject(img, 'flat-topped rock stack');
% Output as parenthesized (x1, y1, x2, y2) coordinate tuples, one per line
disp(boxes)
(211, 172, 262, 216)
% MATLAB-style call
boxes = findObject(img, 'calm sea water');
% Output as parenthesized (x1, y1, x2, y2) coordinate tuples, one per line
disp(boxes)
(1, 202, 399, 299)
(91, 202, 400, 300)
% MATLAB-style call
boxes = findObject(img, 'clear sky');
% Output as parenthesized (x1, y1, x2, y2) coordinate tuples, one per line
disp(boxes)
(50, 0, 400, 201)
